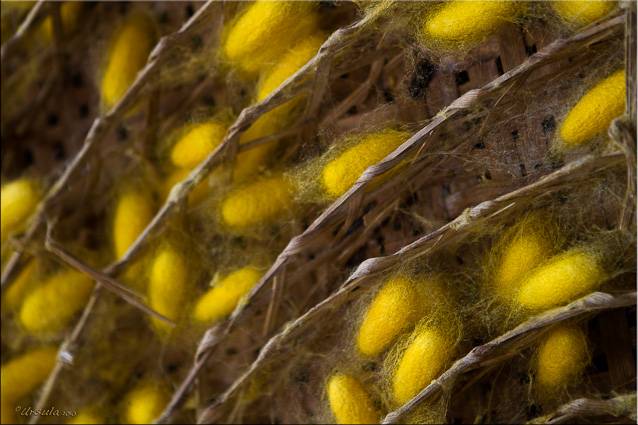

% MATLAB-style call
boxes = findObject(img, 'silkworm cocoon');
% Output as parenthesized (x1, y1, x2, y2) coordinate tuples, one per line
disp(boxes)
(1, 346, 57, 403)
(327, 374, 378, 424)
(148, 243, 188, 334)
(492, 214, 557, 299)
(67, 408, 105, 425)
(516, 249, 606, 312)
(220, 175, 295, 228)
(560, 70, 626, 145)
(40, 1, 84, 43)
(552, 1, 617, 28)
(357, 277, 444, 357)
(222, 1, 320, 75)
(392, 326, 455, 405)
(161, 168, 210, 207)
(19, 269, 94, 333)
(113, 189, 155, 259)
(1, 178, 40, 244)
(101, 13, 156, 109)
(193, 266, 262, 323)
(534, 325, 590, 394)
(122, 381, 170, 425)
(422, 1, 524, 51)
(170, 122, 227, 169)
(321, 130, 409, 198)
(3, 258, 38, 312)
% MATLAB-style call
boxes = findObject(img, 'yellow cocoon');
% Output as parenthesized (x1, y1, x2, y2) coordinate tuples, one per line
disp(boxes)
(1, 178, 40, 244)
(1, 346, 57, 403)
(492, 214, 557, 300)
(422, 1, 524, 51)
(534, 325, 590, 394)
(321, 130, 410, 198)
(220, 175, 295, 228)
(357, 277, 444, 357)
(19, 269, 94, 333)
(193, 266, 262, 323)
(516, 249, 606, 312)
(327, 374, 378, 424)
(552, 1, 617, 28)
(67, 408, 105, 425)
(560, 69, 626, 145)
(122, 381, 170, 425)
(3, 258, 38, 312)
(236, 33, 327, 183)
(39, 1, 84, 43)
(148, 243, 188, 334)
(222, 1, 320, 75)
(392, 326, 456, 405)
(101, 13, 156, 109)
(161, 168, 210, 208)
(170, 122, 227, 169)
(113, 189, 155, 260)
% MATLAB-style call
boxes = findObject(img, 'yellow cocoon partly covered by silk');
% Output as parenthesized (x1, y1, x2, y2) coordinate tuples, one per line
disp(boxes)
(327, 374, 378, 424)
(392, 325, 456, 405)
(101, 13, 157, 109)
(220, 175, 295, 228)
(1, 178, 40, 244)
(1, 346, 57, 403)
(113, 189, 155, 260)
(552, 1, 617, 28)
(321, 130, 410, 198)
(222, 1, 320, 76)
(193, 266, 263, 323)
(19, 269, 94, 334)
(148, 243, 189, 334)
(534, 325, 590, 395)
(516, 249, 607, 313)
(422, 1, 525, 51)
(491, 213, 558, 300)
(170, 121, 228, 169)
(560, 70, 626, 145)
(121, 380, 171, 425)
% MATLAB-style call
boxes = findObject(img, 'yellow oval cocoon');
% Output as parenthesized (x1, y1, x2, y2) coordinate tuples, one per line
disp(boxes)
(222, 1, 320, 75)
(67, 407, 105, 425)
(552, 1, 617, 28)
(1, 178, 40, 244)
(358, 277, 433, 357)
(39, 1, 84, 43)
(534, 325, 590, 394)
(422, 1, 524, 51)
(3, 258, 38, 312)
(492, 214, 557, 299)
(113, 189, 155, 260)
(19, 269, 94, 333)
(170, 122, 228, 169)
(1, 346, 57, 403)
(560, 69, 626, 145)
(516, 249, 606, 312)
(321, 130, 409, 198)
(392, 327, 455, 405)
(327, 374, 378, 424)
(121, 381, 170, 425)
(101, 13, 157, 109)
(193, 266, 262, 323)
(220, 175, 295, 228)
(148, 244, 188, 334)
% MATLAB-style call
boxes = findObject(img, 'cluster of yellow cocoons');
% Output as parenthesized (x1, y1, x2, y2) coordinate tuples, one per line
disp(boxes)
(1, 178, 41, 245)
(101, 13, 157, 110)
(328, 277, 454, 422)
(492, 213, 607, 313)
(560, 69, 626, 146)
(1, 346, 58, 424)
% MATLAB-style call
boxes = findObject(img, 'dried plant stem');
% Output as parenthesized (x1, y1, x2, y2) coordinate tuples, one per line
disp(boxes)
(526, 393, 637, 424)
